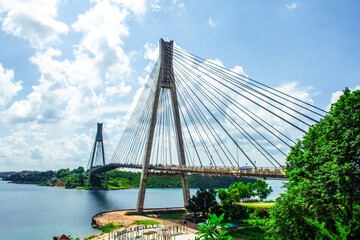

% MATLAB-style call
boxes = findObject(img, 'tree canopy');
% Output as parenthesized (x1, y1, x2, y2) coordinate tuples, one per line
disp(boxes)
(266, 89, 360, 239)
(186, 188, 218, 217)
(218, 180, 272, 203)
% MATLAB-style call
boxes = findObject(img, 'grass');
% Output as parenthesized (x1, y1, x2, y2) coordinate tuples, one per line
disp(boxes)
(229, 226, 266, 240)
(133, 220, 160, 225)
(240, 202, 275, 209)
(84, 235, 98, 240)
(107, 185, 129, 190)
(158, 213, 184, 219)
(100, 222, 124, 234)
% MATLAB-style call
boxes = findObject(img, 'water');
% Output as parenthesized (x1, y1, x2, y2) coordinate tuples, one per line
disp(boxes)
(0, 180, 286, 240)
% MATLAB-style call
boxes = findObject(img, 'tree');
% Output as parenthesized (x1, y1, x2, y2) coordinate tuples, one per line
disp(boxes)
(56, 168, 69, 179)
(266, 89, 360, 239)
(218, 181, 260, 220)
(71, 166, 85, 174)
(195, 213, 232, 240)
(252, 179, 272, 201)
(218, 182, 252, 203)
(186, 188, 218, 217)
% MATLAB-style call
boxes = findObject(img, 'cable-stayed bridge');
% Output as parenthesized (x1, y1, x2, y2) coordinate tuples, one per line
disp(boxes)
(87, 39, 326, 213)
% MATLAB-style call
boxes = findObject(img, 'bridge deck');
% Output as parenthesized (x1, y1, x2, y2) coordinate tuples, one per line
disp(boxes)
(90, 163, 286, 179)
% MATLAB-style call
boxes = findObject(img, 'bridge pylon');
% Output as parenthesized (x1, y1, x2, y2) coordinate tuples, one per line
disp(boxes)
(87, 122, 108, 188)
(136, 39, 190, 214)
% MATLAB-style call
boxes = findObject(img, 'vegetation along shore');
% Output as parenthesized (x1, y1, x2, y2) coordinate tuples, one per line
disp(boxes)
(1, 167, 256, 190)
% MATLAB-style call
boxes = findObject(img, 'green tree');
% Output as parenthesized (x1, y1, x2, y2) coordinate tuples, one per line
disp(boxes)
(252, 179, 272, 201)
(266, 89, 360, 240)
(71, 166, 85, 174)
(218, 182, 256, 220)
(218, 182, 252, 203)
(195, 213, 232, 240)
(186, 188, 218, 217)
(56, 168, 69, 179)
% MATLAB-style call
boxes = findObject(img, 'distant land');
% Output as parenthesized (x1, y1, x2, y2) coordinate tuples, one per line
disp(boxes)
(1, 166, 256, 190)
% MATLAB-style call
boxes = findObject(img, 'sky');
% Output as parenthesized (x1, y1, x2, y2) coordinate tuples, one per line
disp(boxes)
(0, 0, 359, 171)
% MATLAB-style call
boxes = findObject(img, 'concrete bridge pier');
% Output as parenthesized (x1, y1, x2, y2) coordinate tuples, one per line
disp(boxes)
(136, 39, 190, 214)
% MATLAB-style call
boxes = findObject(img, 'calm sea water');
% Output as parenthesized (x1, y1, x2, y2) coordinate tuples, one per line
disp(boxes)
(0, 179, 286, 240)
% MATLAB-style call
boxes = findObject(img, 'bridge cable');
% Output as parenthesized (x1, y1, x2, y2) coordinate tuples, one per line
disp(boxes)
(173, 51, 309, 134)
(172, 65, 237, 168)
(171, 45, 327, 116)
(175, 61, 279, 168)
(173, 57, 289, 157)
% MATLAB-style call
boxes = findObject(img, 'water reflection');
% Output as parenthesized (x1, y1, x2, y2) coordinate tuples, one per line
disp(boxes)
(0, 180, 286, 240)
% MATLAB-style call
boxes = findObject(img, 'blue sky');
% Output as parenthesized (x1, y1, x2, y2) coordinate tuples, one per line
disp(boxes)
(0, 0, 359, 171)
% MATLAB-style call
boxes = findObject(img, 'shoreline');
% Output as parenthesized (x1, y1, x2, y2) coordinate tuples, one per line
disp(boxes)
(3, 180, 136, 190)
(90, 209, 198, 240)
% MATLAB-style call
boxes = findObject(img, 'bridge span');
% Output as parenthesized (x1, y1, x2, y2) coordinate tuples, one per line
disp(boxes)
(90, 163, 286, 179)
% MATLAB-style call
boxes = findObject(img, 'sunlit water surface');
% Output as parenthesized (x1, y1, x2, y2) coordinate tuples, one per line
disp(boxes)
(0, 179, 286, 240)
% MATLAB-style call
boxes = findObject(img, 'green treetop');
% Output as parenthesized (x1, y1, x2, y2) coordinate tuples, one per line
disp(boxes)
(266, 88, 360, 240)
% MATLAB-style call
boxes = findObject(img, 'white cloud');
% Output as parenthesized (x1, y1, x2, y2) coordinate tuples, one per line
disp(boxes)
(326, 85, 360, 111)
(144, 42, 159, 61)
(105, 82, 132, 97)
(231, 65, 248, 77)
(0, 0, 68, 48)
(0, 0, 144, 171)
(150, 0, 161, 12)
(0, 129, 93, 170)
(286, 2, 298, 10)
(177, 2, 186, 11)
(143, 42, 159, 73)
(171, 0, 186, 12)
(110, 0, 147, 16)
(138, 74, 149, 85)
(0, 63, 22, 107)
(207, 17, 216, 27)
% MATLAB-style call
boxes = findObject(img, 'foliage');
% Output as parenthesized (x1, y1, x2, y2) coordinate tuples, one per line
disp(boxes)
(158, 213, 184, 219)
(70, 166, 85, 174)
(240, 202, 275, 209)
(249, 207, 270, 219)
(229, 226, 265, 240)
(56, 168, 70, 178)
(218, 180, 272, 203)
(218, 182, 252, 203)
(4, 170, 55, 184)
(266, 89, 360, 240)
(65, 173, 86, 188)
(4, 168, 257, 190)
(101, 222, 124, 234)
(217, 180, 272, 220)
(195, 213, 232, 240)
(186, 188, 219, 217)
(133, 220, 159, 225)
(106, 170, 256, 189)
(189, 175, 256, 189)
(84, 235, 98, 240)
(252, 179, 272, 201)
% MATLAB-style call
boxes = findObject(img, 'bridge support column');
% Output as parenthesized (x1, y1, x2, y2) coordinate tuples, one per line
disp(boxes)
(136, 40, 163, 214)
(86, 123, 107, 189)
(136, 39, 191, 214)
(181, 173, 190, 207)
